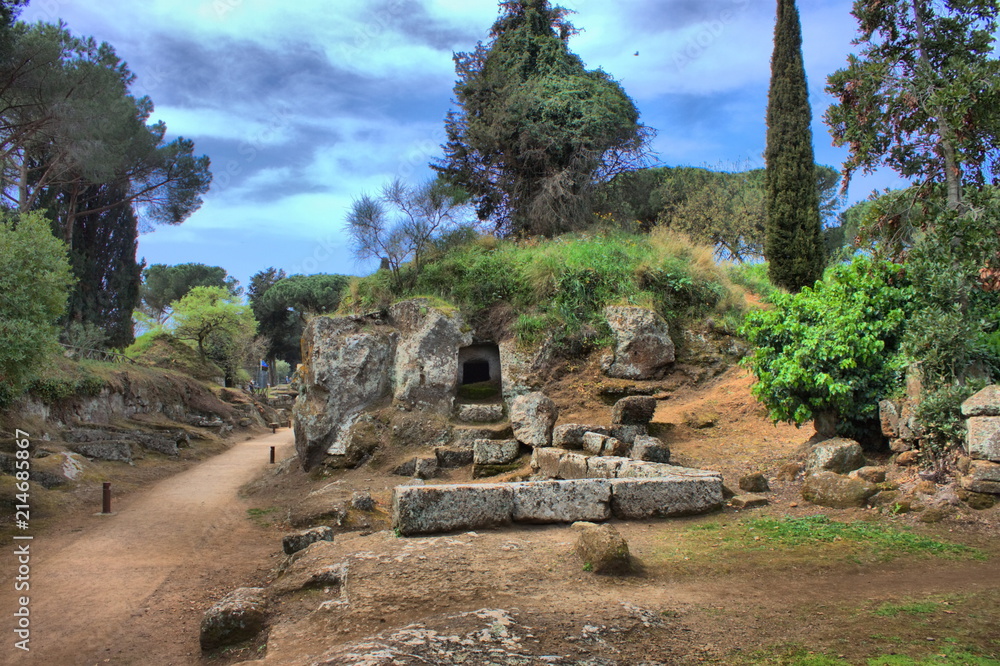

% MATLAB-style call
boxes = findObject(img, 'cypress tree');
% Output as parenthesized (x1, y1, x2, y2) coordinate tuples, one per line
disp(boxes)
(764, 0, 824, 292)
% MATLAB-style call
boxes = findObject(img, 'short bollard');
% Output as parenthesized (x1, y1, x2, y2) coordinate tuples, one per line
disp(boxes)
(269, 446, 275, 464)
(102, 482, 112, 514)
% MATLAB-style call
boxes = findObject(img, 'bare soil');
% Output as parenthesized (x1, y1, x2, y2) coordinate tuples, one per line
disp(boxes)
(3, 365, 999, 665)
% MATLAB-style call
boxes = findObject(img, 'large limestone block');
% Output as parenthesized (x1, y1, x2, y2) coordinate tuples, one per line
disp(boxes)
(392, 483, 513, 536)
(617, 460, 721, 480)
(293, 315, 397, 470)
(601, 306, 675, 380)
(967, 416, 1000, 462)
(558, 452, 590, 480)
(511, 479, 612, 523)
(473, 439, 520, 465)
(510, 392, 559, 448)
(610, 476, 723, 518)
(587, 456, 628, 479)
(389, 300, 472, 411)
(582, 431, 611, 455)
(805, 438, 866, 475)
(801, 471, 878, 508)
(961, 385, 1000, 417)
(531, 447, 564, 478)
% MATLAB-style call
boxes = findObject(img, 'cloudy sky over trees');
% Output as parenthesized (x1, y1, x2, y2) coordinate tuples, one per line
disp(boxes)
(20, 0, 905, 284)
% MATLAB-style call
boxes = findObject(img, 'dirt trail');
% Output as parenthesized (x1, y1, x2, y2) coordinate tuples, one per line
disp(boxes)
(2, 430, 294, 665)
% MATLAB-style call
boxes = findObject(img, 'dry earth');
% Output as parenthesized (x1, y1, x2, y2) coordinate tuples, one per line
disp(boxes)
(3, 366, 999, 665)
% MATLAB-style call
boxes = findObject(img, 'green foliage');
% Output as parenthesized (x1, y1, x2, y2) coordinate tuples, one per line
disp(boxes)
(914, 382, 984, 456)
(171, 287, 256, 385)
(727, 262, 779, 302)
(141, 263, 240, 324)
(261, 274, 350, 318)
(737, 515, 982, 560)
(0, 212, 75, 406)
(740, 257, 915, 435)
(434, 0, 648, 236)
(764, 0, 825, 292)
(349, 228, 745, 353)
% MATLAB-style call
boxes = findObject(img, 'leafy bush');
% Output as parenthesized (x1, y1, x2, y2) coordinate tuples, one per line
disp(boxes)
(914, 382, 985, 456)
(740, 257, 915, 437)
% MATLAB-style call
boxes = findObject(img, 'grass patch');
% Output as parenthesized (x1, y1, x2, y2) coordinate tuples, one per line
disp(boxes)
(246, 506, 280, 527)
(729, 647, 1000, 666)
(873, 601, 941, 618)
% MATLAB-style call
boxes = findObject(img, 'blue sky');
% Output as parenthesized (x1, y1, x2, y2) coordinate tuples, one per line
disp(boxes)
(20, 0, 907, 288)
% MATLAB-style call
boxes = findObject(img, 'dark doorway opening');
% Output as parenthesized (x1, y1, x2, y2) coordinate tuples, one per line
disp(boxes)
(462, 359, 491, 385)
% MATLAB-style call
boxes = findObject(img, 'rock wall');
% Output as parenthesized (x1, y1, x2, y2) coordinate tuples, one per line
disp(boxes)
(294, 300, 484, 470)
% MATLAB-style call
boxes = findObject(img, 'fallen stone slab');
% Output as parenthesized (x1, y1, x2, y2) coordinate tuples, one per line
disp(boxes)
(200, 587, 268, 651)
(69, 441, 132, 463)
(512, 479, 612, 523)
(587, 456, 627, 479)
(392, 483, 514, 536)
(730, 494, 769, 509)
(616, 460, 721, 480)
(610, 476, 724, 519)
(455, 403, 504, 423)
(553, 423, 608, 449)
(960, 460, 1000, 494)
(282, 526, 334, 555)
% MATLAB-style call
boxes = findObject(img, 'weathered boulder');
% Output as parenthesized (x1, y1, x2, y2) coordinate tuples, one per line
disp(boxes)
(959, 460, 1000, 494)
(351, 491, 376, 512)
(961, 385, 1000, 417)
(602, 436, 630, 457)
(289, 483, 348, 528)
(509, 392, 558, 448)
(392, 483, 514, 535)
(611, 396, 657, 425)
(630, 435, 671, 464)
(69, 441, 132, 463)
(454, 403, 504, 423)
(282, 526, 334, 556)
(849, 466, 887, 484)
(805, 438, 866, 475)
(802, 471, 877, 508)
(200, 587, 267, 651)
(293, 314, 397, 470)
(389, 300, 472, 410)
(473, 439, 520, 465)
(271, 544, 346, 596)
(738, 473, 770, 493)
(966, 416, 1000, 462)
(553, 424, 608, 449)
(512, 480, 612, 523)
(573, 522, 631, 574)
(601, 306, 674, 380)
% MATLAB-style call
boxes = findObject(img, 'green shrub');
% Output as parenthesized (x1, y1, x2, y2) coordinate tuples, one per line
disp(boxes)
(915, 382, 985, 456)
(740, 257, 915, 437)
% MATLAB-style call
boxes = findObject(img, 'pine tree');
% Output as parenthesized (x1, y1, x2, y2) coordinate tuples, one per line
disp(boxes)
(764, 0, 824, 292)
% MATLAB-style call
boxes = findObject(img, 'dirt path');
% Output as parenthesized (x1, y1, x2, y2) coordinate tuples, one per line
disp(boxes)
(2, 430, 294, 665)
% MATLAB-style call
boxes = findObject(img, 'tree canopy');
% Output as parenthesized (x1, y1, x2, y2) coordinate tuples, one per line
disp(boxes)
(0, 210, 73, 404)
(433, 0, 649, 237)
(141, 263, 241, 324)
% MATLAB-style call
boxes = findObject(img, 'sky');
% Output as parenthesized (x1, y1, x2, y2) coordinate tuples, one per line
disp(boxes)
(20, 0, 908, 289)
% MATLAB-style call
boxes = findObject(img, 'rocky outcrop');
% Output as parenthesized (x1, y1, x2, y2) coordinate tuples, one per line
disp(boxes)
(509, 392, 558, 448)
(389, 300, 472, 410)
(601, 306, 675, 380)
(611, 396, 656, 425)
(293, 313, 397, 470)
(200, 587, 268, 651)
(293, 300, 479, 471)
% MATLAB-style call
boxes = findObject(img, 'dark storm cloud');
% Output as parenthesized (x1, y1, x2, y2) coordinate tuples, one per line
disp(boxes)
(366, 0, 482, 51)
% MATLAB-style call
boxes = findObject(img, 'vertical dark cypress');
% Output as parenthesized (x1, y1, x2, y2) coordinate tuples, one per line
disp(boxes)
(764, 0, 824, 292)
